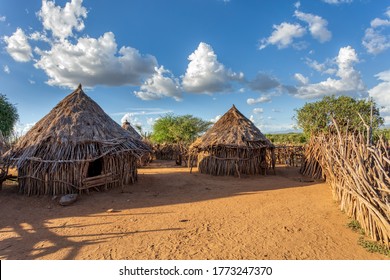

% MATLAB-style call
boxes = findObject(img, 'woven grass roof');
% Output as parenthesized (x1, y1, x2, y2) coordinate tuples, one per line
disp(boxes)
(122, 120, 142, 140)
(5, 85, 150, 165)
(191, 105, 274, 150)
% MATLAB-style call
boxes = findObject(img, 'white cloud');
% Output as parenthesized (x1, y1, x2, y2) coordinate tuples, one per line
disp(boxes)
(253, 108, 264, 114)
(34, 32, 157, 88)
(210, 115, 221, 123)
(13, 122, 36, 136)
(247, 96, 272, 105)
(30, 31, 51, 43)
(322, 0, 352, 4)
(120, 113, 142, 128)
(371, 18, 390, 28)
(260, 22, 306, 49)
(363, 7, 390, 55)
(3, 65, 10, 74)
(294, 10, 331, 43)
(0, 15, 6, 22)
(295, 46, 365, 99)
(294, 73, 309, 85)
(305, 57, 337, 75)
(182, 42, 244, 93)
(38, 0, 87, 40)
(369, 70, 390, 123)
(3, 28, 33, 62)
(134, 66, 182, 101)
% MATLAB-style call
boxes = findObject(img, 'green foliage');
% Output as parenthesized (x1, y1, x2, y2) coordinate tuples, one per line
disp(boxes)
(0, 94, 19, 138)
(374, 128, 390, 141)
(265, 133, 307, 145)
(294, 95, 383, 137)
(347, 220, 365, 235)
(347, 220, 389, 257)
(151, 114, 211, 144)
(358, 237, 390, 257)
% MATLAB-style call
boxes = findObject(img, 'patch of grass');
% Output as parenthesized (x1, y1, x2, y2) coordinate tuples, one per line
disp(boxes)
(358, 237, 390, 257)
(347, 220, 365, 235)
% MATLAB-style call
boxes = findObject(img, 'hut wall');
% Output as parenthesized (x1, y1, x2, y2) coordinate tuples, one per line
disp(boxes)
(197, 147, 273, 176)
(17, 153, 138, 195)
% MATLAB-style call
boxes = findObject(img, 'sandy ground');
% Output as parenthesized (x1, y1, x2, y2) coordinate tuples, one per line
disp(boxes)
(0, 160, 387, 260)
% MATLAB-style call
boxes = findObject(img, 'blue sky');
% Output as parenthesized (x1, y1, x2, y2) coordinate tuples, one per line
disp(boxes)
(1, 0, 390, 135)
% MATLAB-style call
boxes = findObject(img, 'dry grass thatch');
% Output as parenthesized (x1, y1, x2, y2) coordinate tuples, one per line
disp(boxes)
(189, 105, 275, 176)
(3, 84, 151, 195)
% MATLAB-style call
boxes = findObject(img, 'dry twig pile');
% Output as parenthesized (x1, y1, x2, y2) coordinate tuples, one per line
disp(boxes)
(301, 123, 390, 246)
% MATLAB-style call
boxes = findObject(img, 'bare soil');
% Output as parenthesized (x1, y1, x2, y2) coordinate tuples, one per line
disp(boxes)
(0, 161, 387, 260)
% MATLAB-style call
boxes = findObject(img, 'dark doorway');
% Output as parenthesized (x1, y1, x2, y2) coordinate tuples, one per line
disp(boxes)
(87, 157, 103, 177)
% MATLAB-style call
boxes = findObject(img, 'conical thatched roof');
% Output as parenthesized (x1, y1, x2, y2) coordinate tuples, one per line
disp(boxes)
(191, 105, 273, 150)
(5, 84, 150, 165)
(122, 120, 142, 140)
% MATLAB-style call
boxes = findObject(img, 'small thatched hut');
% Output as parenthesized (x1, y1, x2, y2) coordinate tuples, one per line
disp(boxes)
(189, 105, 275, 176)
(4, 85, 150, 195)
(122, 120, 142, 140)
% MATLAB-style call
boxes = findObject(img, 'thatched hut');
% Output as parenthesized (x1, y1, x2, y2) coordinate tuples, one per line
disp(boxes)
(122, 120, 142, 140)
(189, 105, 275, 176)
(3, 85, 150, 195)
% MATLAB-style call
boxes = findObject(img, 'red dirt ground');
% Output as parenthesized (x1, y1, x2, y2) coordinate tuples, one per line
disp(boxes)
(0, 161, 387, 260)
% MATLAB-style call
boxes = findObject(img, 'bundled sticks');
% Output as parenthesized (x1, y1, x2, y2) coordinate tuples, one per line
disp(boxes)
(301, 123, 390, 247)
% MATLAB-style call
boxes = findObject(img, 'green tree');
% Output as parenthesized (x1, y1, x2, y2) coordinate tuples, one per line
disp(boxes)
(151, 114, 211, 144)
(0, 94, 19, 138)
(294, 95, 383, 136)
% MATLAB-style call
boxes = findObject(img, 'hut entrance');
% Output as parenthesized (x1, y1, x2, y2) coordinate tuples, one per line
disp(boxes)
(87, 158, 103, 177)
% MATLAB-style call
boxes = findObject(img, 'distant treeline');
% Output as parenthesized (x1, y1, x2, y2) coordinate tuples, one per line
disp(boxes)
(375, 128, 390, 142)
(266, 129, 390, 146)
(265, 133, 306, 145)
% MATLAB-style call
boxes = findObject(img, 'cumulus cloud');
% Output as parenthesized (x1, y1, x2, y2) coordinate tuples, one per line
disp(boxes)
(34, 32, 157, 88)
(369, 70, 390, 123)
(295, 46, 365, 99)
(247, 96, 272, 105)
(259, 22, 306, 49)
(3, 28, 33, 62)
(305, 57, 337, 75)
(363, 7, 390, 55)
(322, 0, 352, 4)
(260, 7, 331, 50)
(294, 10, 331, 43)
(0, 15, 6, 22)
(38, 0, 87, 40)
(182, 42, 244, 93)
(4, 0, 175, 97)
(134, 66, 182, 101)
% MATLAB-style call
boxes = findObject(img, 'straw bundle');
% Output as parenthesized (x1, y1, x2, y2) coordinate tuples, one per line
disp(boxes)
(189, 105, 275, 176)
(3, 85, 151, 195)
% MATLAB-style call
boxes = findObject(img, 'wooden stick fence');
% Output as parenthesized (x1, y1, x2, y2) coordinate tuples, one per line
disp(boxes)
(301, 123, 390, 247)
